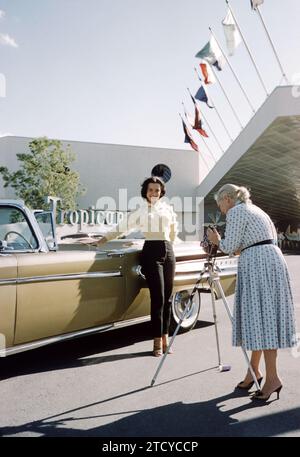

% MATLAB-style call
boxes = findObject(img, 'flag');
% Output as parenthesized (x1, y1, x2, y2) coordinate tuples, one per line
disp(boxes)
(199, 62, 216, 84)
(195, 36, 226, 71)
(222, 8, 241, 56)
(188, 94, 209, 137)
(181, 119, 199, 152)
(194, 104, 209, 137)
(194, 85, 214, 108)
(250, 0, 264, 10)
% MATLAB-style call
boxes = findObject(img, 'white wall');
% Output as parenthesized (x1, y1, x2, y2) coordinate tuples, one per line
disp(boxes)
(70, 141, 200, 208)
(0, 136, 206, 240)
(0, 136, 201, 204)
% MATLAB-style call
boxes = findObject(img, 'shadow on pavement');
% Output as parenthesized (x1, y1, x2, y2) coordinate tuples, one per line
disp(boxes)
(1, 385, 299, 437)
(0, 320, 214, 381)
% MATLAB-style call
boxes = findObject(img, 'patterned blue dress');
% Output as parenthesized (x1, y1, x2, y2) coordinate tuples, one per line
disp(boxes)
(219, 201, 296, 350)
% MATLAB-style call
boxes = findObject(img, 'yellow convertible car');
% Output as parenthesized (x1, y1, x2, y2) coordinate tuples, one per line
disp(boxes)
(0, 200, 237, 357)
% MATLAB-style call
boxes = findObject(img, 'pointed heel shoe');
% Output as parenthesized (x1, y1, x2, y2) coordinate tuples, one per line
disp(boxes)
(236, 376, 263, 391)
(252, 385, 282, 402)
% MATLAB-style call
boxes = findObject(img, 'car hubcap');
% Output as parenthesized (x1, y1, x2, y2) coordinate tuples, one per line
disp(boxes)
(172, 289, 200, 329)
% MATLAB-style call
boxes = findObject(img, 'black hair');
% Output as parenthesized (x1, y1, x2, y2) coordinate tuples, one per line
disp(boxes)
(141, 176, 166, 200)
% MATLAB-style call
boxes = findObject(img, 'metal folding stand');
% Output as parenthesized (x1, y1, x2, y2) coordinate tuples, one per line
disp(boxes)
(150, 256, 261, 390)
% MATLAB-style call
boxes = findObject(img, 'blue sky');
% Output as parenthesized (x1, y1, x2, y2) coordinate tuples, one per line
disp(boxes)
(0, 0, 300, 157)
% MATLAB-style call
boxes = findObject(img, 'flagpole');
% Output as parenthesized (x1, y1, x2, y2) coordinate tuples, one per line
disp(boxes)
(194, 67, 233, 142)
(226, 0, 269, 96)
(179, 112, 211, 170)
(210, 65, 244, 129)
(255, 6, 289, 84)
(198, 130, 218, 166)
(200, 109, 224, 157)
(187, 88, 222, 158)
(183, 99, 218, 162)
(209, 27, 256, 113)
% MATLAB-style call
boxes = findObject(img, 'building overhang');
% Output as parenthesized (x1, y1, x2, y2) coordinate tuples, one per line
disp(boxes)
(196, 85, 300, 224)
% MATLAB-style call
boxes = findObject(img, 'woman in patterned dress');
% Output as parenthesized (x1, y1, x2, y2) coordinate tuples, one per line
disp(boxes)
(207, 184, 296, 401)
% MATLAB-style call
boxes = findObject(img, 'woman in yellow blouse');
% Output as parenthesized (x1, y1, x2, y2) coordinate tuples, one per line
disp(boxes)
(84, 177, 178, 357)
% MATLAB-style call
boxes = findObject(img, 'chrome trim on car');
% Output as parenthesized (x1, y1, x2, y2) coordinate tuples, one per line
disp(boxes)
(0, 270, 122, 286)
(0, 315, 151, 357)
(134, 265, 146, 280)
(0, 279, 17, 285)
(16, 270, 122, 284)
(175, 268, 237, 282)
(106, 252, 125, 258)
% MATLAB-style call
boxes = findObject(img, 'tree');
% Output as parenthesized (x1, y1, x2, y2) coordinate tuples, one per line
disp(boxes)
(0, 137, 85, 210)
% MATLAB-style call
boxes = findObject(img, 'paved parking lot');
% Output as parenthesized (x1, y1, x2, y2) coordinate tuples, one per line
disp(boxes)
(0, 254, 299, 437)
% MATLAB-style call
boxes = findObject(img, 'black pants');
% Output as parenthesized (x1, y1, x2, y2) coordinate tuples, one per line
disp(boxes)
(141, 240, 176, 338)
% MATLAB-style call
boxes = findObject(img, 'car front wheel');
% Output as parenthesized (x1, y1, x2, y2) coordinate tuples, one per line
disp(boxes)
(170, 289, 201, 334)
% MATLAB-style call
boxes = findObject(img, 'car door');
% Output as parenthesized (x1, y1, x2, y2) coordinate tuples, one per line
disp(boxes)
(0, 204, 29, 353)
(0, 253, 17, 353)
(14, 250, 126, 344)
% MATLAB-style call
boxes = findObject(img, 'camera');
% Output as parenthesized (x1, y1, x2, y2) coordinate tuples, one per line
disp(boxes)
(200, 225, 218, 258)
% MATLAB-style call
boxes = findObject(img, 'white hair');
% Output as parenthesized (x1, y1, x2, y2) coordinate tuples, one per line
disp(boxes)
(214, 184, 251, 204)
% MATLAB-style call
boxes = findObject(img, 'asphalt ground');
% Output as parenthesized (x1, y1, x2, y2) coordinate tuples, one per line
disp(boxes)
(0, 254, 299, 438)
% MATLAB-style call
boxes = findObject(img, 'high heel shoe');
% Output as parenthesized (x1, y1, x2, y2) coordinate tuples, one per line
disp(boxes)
(252, 385, 282, 402)
(162, 334, 174, 354)
(236, 376, 263, 390)
(153, 337, 162, 357)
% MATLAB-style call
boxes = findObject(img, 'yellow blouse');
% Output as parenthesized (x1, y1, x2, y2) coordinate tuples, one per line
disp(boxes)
(104, 200, 178, 242)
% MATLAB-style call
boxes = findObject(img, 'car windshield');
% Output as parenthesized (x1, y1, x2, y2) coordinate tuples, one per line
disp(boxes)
(0, 206, 38, 251)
